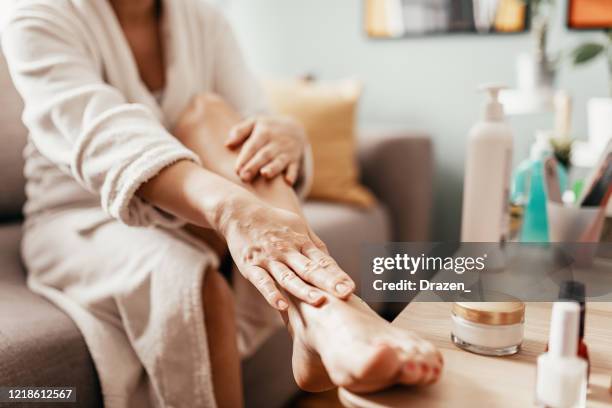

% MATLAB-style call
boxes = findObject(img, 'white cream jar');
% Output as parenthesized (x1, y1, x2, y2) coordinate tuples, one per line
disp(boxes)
(451, 301, 525, 356)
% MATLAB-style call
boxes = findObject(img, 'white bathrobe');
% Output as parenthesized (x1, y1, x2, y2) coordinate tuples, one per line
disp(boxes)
(2, 1, 311, 407)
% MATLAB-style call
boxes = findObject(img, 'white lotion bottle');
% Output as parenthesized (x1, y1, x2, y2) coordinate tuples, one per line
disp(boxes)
(536, 302, 587, 408)
(461, 84, 513, 242)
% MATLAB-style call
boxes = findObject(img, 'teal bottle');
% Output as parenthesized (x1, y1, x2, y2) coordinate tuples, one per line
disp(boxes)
(512, 133, 567, 242)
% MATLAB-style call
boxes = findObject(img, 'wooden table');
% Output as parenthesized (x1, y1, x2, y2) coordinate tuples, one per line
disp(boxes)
(339, 302, 612, 408)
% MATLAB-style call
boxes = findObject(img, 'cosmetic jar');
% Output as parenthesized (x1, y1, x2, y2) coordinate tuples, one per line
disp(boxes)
(451, 301, 525, 356)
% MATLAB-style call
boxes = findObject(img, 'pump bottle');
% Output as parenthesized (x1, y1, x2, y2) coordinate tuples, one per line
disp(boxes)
(461, 84, 513, 242)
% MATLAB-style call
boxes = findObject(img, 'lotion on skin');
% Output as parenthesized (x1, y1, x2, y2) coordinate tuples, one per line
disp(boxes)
(461, 84, 513, 242)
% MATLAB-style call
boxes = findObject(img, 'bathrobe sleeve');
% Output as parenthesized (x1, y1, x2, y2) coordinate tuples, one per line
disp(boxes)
(2, 5, 201, 227)
(208, 8, 314, 198)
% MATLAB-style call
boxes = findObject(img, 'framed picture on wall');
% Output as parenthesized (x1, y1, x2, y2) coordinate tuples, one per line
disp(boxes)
(568, 0, 612, 30)
(364, 0, 528, 38)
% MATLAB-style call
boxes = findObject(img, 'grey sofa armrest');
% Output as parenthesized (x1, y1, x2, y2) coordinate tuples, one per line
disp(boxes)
(357, 129, 433, 242)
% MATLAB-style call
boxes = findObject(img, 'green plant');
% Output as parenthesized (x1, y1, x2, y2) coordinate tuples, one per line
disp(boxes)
(571, 30, 612, 95)
(551, 136, 573, 169)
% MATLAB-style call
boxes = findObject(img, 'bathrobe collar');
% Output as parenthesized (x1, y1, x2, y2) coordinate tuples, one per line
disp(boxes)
(74, 0, 194, 129)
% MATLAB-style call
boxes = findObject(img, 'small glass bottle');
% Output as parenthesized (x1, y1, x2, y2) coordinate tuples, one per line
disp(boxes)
(556, 281, 590, 380)
(536, 302, 587, 408)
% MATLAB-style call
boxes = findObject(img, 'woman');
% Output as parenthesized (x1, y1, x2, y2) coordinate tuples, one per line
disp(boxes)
(2, 0, 443, 406)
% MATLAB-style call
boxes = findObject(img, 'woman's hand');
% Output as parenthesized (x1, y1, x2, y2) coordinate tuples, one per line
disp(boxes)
(220, 196, 356, 311)
(225, 116, 306, 185)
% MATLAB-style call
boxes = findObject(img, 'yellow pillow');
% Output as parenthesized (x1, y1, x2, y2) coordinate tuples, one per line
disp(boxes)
(263, 79, 375, 208)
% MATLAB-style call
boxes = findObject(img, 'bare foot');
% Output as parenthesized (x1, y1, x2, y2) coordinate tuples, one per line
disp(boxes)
(287, 294, 443, 393)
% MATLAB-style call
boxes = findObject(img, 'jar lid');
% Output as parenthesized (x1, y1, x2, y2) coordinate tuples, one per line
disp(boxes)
(453, 301, 525, 326)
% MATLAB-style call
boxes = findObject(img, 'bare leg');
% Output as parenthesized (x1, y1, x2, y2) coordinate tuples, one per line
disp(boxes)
(174, 94, 443, 394)
(174, 93, 303, 212)
(203, 269, 243, 408)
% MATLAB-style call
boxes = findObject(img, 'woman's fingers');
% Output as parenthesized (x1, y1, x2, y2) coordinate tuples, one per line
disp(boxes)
(261, 156, 290, 179)
(267, 261, 325, 305)
(235, 134, 269, 179)
(244, 265, 288, 310)
(226, 117, 256, 148)
(306, 228, 329, 255)
(283, 249, 355, 298)
(284, 161, 299, 185)
(239, 147, 279, 182)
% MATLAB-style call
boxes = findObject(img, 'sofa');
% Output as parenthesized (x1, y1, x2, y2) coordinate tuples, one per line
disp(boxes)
(0, 50, 432, 407)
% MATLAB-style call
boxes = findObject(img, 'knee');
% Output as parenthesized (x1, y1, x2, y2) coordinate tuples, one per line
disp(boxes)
(196, 92, 225, 105)
(181, 93, 227, 123)
(191, 93, 227, 113)
(174, 93, 234, 143)
(203, 268, 234, 313)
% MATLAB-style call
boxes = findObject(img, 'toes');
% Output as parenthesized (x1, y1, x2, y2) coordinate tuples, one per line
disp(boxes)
(416, 344, 443, 385)
(398, 360, 422, 384)
(419, 362, 435, 385)
(429, 365, 442, 384)
(394, 339, 443, 386)
(398, 357, 442, 386)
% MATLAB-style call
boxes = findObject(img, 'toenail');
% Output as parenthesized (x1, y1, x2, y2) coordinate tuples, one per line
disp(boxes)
(432, 366, 440, 376)
(420, 363, 429, 373)
(276, 299, 288, 310)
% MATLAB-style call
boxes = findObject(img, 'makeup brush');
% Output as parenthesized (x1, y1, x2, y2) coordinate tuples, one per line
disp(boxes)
(544, 157, 562, 204)
(579, 182, 612, 242)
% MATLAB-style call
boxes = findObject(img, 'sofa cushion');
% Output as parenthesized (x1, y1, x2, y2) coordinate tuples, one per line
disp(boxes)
(303, 200, 390, 288)
(0, 224, 102, 407)
(264, 79, 376, 208)
(0, 51, 27, 221)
